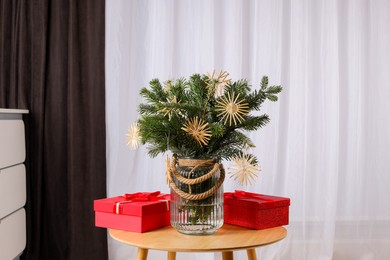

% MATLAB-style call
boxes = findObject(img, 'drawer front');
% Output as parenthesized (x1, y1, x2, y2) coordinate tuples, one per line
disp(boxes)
(0, 208, 26, 260)
(0, 119, 26, 169)
(0, 164, 26, 219)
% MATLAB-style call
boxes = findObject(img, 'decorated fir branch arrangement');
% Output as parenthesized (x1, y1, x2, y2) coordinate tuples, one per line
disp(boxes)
(127, 70, 282, 185)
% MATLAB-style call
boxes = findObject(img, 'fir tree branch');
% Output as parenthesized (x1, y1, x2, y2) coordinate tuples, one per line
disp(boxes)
(246, 90, 267, 111)
(138, 104, 159, 115)
(135, 72, 282, 161)
(266, 85, 283, 94)
(240, 114, 270, 131)
(260, 76, 269, 90)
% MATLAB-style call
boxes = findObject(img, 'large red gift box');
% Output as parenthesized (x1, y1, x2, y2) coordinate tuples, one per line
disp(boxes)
(224, 190, 290, 230)
(94, 191, 170, 233)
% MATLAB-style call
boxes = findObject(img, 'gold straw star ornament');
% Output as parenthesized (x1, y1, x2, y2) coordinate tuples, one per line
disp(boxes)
(163, 80, 172, 92)
(216, 92, 249, 126)
(206, 70, 231, 97)
(126, 123, 141, 149)
(229, 154, 261, 186)
(158, 96, 183, 120)
(181, 116, 212, 146)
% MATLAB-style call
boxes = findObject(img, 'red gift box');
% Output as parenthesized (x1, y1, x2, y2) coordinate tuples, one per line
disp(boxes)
(224, 190, 290, 230)
(94, 191, 170, 233)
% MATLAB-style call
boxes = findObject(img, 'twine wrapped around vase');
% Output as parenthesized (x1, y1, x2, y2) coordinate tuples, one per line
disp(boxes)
(167, 156, 225, 201)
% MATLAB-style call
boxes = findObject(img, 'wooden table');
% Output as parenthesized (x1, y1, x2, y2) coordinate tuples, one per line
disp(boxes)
(109, 224, 287, 260)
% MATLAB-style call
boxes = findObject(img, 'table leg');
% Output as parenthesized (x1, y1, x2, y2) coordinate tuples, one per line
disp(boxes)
(246, 248, 257, 260)
(136, 248, 148, 260)
(222, 251, 234, 260)
(167, 251, 176, 260)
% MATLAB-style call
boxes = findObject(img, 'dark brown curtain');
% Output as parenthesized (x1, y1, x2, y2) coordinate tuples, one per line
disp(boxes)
(0, 0, 108, 259)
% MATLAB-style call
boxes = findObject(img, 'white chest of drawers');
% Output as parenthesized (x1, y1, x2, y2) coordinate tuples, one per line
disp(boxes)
(0, 108, 29, 260)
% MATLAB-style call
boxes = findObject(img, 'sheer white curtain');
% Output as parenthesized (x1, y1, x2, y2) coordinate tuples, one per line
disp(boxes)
(105, 0, 390, 259)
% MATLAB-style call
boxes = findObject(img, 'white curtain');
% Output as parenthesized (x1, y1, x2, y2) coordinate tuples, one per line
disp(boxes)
(105, 0, 390, 259)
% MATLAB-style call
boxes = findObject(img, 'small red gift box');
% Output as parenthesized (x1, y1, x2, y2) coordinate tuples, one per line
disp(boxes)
(94, 191, 170, 233)
(224, 190, 290, 230)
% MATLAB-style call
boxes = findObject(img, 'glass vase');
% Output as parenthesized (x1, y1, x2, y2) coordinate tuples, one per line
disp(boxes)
(170, 158, 224, 235)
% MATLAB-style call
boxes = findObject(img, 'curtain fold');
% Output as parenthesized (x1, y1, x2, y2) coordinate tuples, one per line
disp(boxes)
(105, 0, 390, 259)
(0, 0, 108, 259)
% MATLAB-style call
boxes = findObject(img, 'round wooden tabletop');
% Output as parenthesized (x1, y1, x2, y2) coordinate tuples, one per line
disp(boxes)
(109, 224, 287, 253)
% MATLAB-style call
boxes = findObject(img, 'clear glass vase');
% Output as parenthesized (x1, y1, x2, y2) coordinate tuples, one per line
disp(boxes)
(170, 158, 224, 235)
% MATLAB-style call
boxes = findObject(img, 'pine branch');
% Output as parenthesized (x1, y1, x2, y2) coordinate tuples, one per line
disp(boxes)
(149, 79, 166, 97)
(208, 130, 255, 160)
(265, 94, 278, 101)
(226, 79, 251, 95)
(260, 76, 268, 90)
(138, 104, 159, 115)
(157, 102, 200, 117)
(266, 85, 283, 94)
(187, 74, 208, 108)
(139, 86, 166, 104)
(147, 142, 169, 158)
(208, 122, 225, 137)
(246, 90, 267, 111)
(240, 114, 270, 131)
(135, 72, 282, 160)
(211, 147, 242, 161)
(265, 85, 282, 102)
